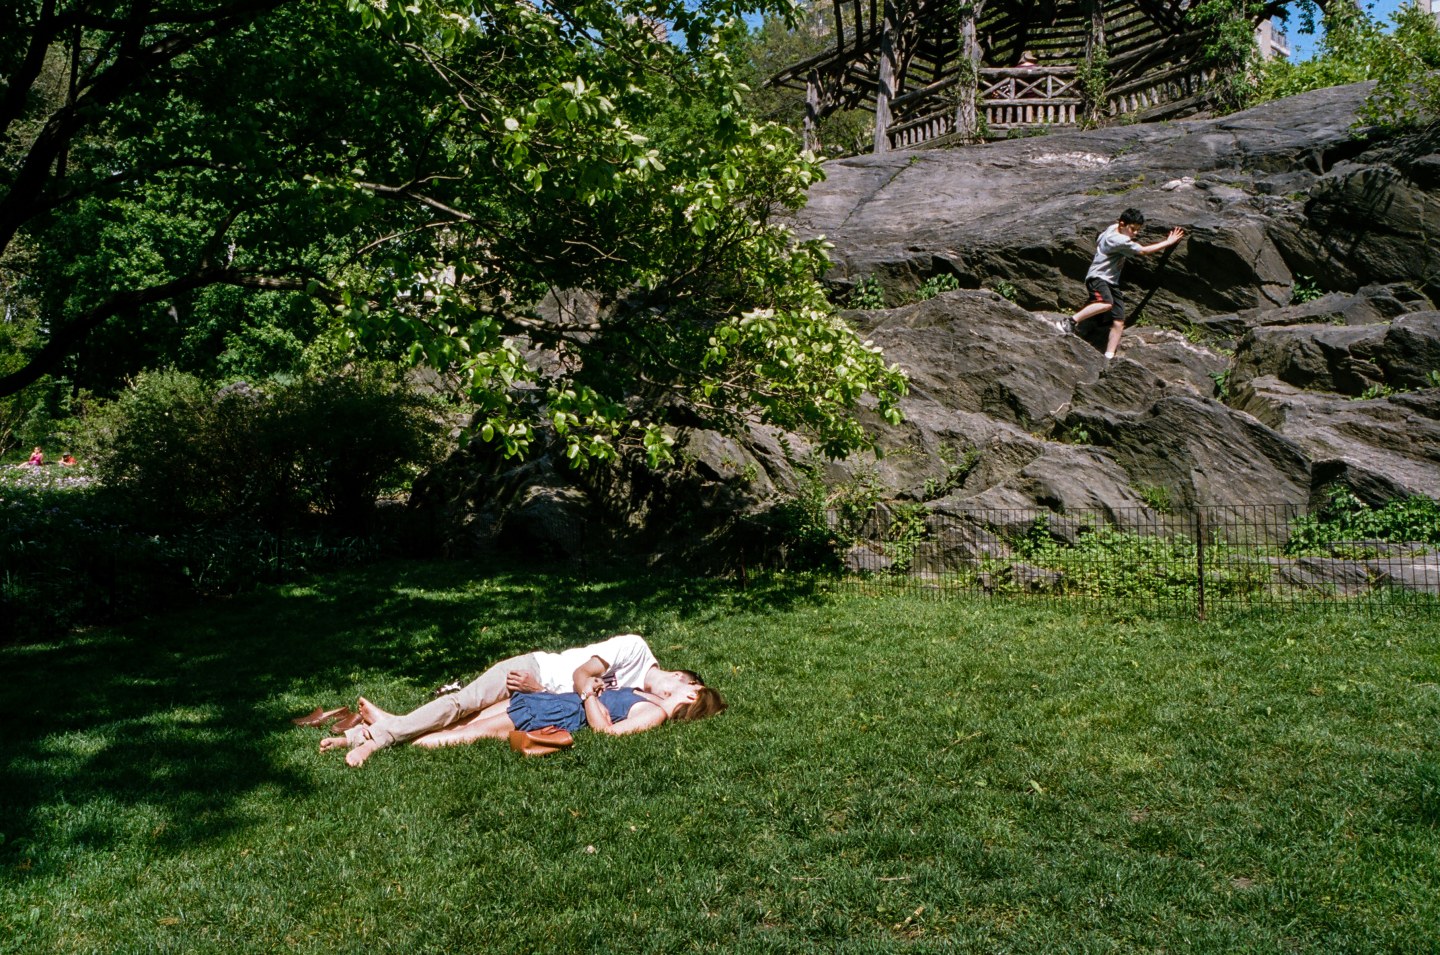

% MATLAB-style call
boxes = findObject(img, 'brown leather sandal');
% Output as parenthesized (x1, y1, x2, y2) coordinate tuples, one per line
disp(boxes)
(330, 711, 363, 732)
(291, 706, 350, 727)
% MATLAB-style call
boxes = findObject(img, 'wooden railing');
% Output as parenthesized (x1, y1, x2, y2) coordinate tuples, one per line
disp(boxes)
(881, 63, 1214, 151)
(980, 66, 1080, 131)
(885, 74, 962, 149)
(884, 66, 1080, 149)
(1105, 64, 1215, 119)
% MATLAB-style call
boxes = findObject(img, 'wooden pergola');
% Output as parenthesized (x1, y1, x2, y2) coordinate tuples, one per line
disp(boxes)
(768, 0, 1300, 153)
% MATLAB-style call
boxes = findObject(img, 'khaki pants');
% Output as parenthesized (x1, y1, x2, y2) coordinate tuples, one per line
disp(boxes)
(357, 652, 542, 749)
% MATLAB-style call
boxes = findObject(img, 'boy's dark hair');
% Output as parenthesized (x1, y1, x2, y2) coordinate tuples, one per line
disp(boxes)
(1118, 208, 1145, 226)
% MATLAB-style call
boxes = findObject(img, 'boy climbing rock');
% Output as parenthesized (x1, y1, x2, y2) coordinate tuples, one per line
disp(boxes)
(1064, 208, 1184, 359)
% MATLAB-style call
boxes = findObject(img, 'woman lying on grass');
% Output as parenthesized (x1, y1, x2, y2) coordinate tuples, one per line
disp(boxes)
(319, 680, 726, 757)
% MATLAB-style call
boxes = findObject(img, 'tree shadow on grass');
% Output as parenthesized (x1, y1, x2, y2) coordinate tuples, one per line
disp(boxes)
(0, 557, 828, 873)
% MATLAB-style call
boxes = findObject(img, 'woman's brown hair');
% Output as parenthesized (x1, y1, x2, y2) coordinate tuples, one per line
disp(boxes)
(670, 685, 727, 723)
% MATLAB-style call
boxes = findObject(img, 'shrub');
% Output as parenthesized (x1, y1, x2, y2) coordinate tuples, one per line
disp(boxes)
(84, 370, 220, 524)
(881, 502, 930, 574)
(985, 279, 1018, 303)
(87, 368, 444, 532)
(1290, 275, 1324, 304)
(1254, 4, 1440, 128)
(847, 276, 886, 310)
(1187, 0, 1264, 112)
(0, 461, 389, 642)
(916, 274, 961, 301)
(277, 375, 445, 531)
(1003, 518, 1273, 601)
(1136, 484, 1174, 514)
(765, 456, 883, 570)
(1286, 488, 1440, 556)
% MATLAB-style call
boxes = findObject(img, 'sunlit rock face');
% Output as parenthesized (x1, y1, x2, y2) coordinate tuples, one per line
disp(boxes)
(411, 83, 1440, 564)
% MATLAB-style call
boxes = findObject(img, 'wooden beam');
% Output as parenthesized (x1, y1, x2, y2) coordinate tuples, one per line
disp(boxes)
(953, 1, 982, 140)
(1084, 0, 1106, 122)
(805, 71, 821, 153)
(873, 0, 898, 152)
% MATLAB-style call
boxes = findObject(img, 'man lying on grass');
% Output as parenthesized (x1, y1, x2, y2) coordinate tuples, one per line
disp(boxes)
(316, 634, 723, 766)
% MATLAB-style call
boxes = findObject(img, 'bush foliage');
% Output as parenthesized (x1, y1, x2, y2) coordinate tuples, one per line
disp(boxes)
(86, 369, 445, 532)
(1, 368, 445, 641)
(1286, 488, 1440, 555)
(1256, 2, 1440, 128)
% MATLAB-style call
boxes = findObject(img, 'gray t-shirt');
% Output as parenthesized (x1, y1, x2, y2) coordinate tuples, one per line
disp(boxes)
(1085, 223, 1143, 285)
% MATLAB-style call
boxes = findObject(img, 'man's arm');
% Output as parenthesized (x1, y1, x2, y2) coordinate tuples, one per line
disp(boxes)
(1138, 227, 1185, 255)
(570, 655, 610, 695)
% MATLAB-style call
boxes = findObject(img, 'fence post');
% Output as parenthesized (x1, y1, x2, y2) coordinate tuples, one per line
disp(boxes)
(1195, 509, 1207, 621)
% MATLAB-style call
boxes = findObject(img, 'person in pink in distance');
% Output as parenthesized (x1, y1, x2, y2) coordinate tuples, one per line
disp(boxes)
(26, 447, 43, 466)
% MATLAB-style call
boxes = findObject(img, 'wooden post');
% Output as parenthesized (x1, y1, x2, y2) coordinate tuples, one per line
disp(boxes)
(805, 71, 821, 153)
(873, 0, 898, 153)
(1084, 0, 1107, 123)
(956, 4, 979, 140)
(954, 2, 983, 140)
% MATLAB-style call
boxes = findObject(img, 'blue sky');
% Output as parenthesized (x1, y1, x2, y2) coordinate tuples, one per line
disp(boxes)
(1283, 0, 1412, 60)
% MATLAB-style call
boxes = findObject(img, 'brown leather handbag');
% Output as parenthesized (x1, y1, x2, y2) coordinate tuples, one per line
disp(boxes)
(509, 726, 575, 756)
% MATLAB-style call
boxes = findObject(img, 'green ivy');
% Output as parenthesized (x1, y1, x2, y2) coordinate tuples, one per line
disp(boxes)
(1208, 370, 1231, 400)
(921, 444, 980, 500)
(1076, 45, 1109, 125)
(1291, 275, 1325, 304)
(1286, 488, 1440, 556)
(916, 274, 961, 301)
(985, 279, 1018, 302)
(848, 276, 887, 310)
(882, 502, 930, 574)
(1187, 0, 1265, 111)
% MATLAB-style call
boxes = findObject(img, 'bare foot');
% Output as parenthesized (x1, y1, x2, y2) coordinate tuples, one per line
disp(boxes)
(357, 696, 393, 724)
(319, 736, 349, 754)
(346, 739, 383, 767)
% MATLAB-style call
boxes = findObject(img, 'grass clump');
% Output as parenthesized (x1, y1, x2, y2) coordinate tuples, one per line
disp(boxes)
(2, 562, 1438, 953)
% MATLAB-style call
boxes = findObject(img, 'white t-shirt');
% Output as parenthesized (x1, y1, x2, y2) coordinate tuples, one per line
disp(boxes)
(533, 634, 658, 694)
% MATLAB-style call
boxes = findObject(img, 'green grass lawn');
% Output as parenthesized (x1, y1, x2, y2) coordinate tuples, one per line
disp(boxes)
(2, 561, 1437, 953)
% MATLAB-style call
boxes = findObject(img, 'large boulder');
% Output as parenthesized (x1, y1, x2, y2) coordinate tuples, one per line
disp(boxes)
(1280, 124, 1440, 302)
(1230, 377, 1440, 505)
(1190, 282, 1432, 345)
(1230, 310, 1440, 395)
(796, 83, 1440, 326)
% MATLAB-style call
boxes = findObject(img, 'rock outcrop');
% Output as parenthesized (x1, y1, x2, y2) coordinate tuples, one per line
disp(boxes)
(795, 83, 1438, 317)
(410, 83, 1440, 571)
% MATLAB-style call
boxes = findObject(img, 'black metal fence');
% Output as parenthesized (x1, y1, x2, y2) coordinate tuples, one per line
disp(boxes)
(796, 503, 1440, 617)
